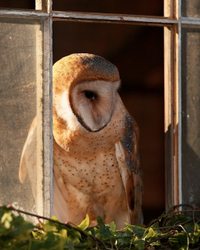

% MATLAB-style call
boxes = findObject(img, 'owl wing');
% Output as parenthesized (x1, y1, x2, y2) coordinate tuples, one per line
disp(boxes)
(53, 139, 70, 222)
(115, 115, 142, 225)
(19, 117, 37, 199)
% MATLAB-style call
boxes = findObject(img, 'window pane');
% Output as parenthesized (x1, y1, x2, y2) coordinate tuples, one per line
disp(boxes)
(182, 0, 200, 18)
(0, 19, 43, 221)
(181, 27, 200, 206)
(53, 0, 163, 16)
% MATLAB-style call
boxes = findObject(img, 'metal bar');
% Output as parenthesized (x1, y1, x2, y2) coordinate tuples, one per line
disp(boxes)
(1, 9, 200, 26)
(164, 0, 182, 210)
(35, 0, 53, 218)
(0, 9, 178, 26)
(164, 25, 176, 212)
(0, 10, 49, 19)
(181, 17, 200, 26)
(42, 16, 53, 218)
(165, 0, 181, 211)
(174, 20, 181, 207)
(52, 11, 179, 26)
(164, 0, 179, 212)
(36, 21, 44, 216)
(177, 0, 182, 206)
(172, 21, 179, 207)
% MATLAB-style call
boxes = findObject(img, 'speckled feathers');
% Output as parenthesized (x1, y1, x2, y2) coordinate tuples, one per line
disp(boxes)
(19, 53, 142, 229)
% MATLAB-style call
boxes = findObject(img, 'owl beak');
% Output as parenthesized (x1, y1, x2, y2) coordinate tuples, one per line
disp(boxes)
(78, 115, 110, 133)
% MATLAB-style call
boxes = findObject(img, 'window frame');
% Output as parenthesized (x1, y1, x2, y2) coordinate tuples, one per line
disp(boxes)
(1, 0, 200, 216)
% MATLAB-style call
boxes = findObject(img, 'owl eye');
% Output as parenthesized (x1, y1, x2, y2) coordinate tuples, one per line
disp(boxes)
(84, 90, 96, 99)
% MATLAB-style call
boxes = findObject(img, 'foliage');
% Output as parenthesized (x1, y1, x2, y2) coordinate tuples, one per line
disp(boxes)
(1, 205, 200, 249)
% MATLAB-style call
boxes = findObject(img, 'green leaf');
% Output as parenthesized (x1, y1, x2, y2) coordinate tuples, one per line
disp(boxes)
(189, 223, 200, 246)
(77, 214, 89, 231)
(109, 221, 116, 233)
(133, 238, 145, 250)
(60, 228, 68, 238)
(95, 216, 114, 241)
(1, 212, 13, 229)
(169, 231, 188, 249)
(143, 227, 156, 239)
(43, 220, 58, 232)
(115, 229, 132, 247)
(125, 224, 146, 239)
(51, 216, 60, 221)
(96, 216, 105, 227)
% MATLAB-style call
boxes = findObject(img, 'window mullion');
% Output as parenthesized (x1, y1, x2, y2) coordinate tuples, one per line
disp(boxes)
(164, 0, 181, 211)
(35, 0, 53, 218)
(42, 15, 53, 218)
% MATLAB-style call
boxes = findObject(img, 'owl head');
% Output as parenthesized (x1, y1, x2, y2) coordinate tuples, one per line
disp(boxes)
(53, 53, 121, 133)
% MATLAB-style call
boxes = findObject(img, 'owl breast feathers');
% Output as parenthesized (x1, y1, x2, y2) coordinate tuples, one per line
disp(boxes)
(19, 53, 143, 229)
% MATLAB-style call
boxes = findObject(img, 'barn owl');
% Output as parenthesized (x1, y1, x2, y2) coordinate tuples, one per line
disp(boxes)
(19, 53, 142, 229)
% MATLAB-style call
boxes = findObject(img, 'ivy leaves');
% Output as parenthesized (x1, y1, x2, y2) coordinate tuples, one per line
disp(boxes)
(1, 205, 200, 249)
(0, 206, 34, 249)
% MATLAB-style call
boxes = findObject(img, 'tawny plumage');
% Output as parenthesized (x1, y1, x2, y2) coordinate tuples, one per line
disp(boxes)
(19, 53, 142, 229)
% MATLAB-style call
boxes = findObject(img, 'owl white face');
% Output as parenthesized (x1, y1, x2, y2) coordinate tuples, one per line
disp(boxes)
(56, 80, 120, 132)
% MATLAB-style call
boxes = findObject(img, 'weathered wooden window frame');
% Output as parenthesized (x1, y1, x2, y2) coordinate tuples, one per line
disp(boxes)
(1, 0, 199, 216)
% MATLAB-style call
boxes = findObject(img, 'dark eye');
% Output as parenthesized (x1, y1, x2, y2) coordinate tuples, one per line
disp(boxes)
(84, 90, 96, 99)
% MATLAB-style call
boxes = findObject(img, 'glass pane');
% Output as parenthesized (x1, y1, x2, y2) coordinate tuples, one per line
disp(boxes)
(181, 27, 200, 206)
(0, 19, 43, 221)
(182, 0, 200, 18)
(53, 0, 163, 16)
(0, 0, 34, 9)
